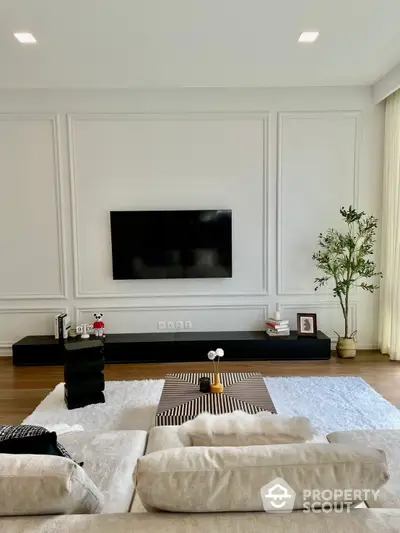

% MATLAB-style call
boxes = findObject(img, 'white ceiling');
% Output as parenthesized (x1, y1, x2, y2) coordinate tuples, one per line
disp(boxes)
(1, 0, 400, 89)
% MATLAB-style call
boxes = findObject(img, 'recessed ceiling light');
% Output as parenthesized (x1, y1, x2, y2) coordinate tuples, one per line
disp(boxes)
(14, 32, 37, 44)
(298, 31, 319, 43)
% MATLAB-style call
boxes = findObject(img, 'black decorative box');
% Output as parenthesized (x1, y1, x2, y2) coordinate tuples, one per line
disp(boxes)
(64, 339, 105, 410)
(199, 376, 211, 393)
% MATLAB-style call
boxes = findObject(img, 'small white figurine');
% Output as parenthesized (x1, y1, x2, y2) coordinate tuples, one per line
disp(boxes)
(76, 324, 94, 339)
(93, 313, 105, 337)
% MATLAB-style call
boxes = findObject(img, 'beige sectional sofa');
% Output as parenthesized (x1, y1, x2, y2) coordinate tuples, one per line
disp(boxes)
(1, 426, 400, 532)
(328, 429, 400, 509)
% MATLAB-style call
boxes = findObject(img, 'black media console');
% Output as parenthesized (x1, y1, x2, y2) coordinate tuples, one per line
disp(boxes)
(12, 330, 331, 366)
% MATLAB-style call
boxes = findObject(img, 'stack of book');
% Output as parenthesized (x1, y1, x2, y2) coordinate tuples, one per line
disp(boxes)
(265, 318, 290, 336)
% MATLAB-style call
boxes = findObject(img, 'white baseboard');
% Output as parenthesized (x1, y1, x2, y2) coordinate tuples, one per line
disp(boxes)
(352, 345, 379, 351)
(331, 341, 378, 350)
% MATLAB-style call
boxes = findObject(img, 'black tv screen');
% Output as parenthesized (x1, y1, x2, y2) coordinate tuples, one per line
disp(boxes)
(110, 210, 232, 280)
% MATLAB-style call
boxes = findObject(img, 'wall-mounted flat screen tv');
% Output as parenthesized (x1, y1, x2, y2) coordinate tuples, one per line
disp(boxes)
(110, 210, 232, 280)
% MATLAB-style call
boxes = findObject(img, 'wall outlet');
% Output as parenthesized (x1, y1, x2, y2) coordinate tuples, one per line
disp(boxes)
(167, 321, 175, 330)
(184, 320, 192, 329)
(176, 320, 184, 330)
(158, 321, 166, 330)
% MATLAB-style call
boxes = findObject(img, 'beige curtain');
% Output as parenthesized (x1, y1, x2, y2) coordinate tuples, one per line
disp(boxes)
(379, 90, 400, 360)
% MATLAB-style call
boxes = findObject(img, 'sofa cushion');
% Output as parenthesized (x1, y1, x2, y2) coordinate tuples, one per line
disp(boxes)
(131, 426, 326, 513)
(327, 429, 400, 508)
(136, 443, 388, 513)
(145, 426, 190, 454)
(178, 411, 315, 446)
(0, 425, 72, 460)
(130, 426, 186, 512)
(0, 454, 103, 516)
(2, 509, 400, 533)
(58, 430, 147, 514)
(145, 425, 327, 457)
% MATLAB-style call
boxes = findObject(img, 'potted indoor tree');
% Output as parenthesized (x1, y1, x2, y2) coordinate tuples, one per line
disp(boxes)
(312, 206, 382, 358)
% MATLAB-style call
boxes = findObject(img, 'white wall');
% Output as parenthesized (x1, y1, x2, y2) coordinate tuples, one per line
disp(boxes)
(0, 88, 384, 355)
(373, 61, 400, 103)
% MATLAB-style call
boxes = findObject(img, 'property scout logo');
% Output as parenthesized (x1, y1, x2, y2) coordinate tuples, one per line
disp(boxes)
(260, 478, 379, 514)
(260, 478, 296, 513)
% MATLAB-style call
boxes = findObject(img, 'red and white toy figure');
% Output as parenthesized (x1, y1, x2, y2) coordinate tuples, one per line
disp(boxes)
(93, 313, 105, 338)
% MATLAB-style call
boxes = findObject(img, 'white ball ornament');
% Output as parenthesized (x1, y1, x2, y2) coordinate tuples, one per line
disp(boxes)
(207, 350, 216, 360)
(215, 348, 224, 357)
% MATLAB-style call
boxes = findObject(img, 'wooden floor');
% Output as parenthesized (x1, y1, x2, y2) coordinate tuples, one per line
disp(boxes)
(0, 352, 399, 425)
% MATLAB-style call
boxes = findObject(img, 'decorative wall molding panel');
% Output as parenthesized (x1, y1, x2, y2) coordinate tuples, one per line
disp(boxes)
(68, 113, 269, 298)
(277, 111, 360, 296)
(76, 304, 268, 334)
(0, 114, 67, 299)
(0, 308, 67, 348)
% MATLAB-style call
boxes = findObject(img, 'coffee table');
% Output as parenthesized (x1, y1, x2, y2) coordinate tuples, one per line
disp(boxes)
(155, 372, 276, 426)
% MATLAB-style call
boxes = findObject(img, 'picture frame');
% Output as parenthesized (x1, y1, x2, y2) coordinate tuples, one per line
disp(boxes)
(297, 313, 318, 337)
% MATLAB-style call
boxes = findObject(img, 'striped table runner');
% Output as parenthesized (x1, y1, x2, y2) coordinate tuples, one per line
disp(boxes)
(155, 372, 276, 426)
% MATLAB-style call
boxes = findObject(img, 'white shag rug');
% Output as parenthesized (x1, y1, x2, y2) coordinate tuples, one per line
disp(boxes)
(264, 377, 400, 434)
(23, 377, 400, 435)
